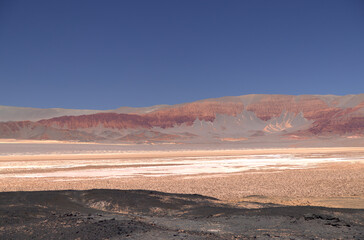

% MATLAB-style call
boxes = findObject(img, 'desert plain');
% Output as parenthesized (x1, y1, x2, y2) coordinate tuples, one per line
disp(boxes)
(1, 141, 364, 239)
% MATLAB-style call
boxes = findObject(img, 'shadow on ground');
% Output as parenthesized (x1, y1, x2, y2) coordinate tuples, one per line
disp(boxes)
(1, 189, 364, 239)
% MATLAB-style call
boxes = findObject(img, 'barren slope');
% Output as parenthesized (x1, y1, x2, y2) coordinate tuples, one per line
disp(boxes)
(0, 94, 363, 143)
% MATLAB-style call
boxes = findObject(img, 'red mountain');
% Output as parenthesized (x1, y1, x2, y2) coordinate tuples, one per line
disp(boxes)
(1, 94, 363, 145)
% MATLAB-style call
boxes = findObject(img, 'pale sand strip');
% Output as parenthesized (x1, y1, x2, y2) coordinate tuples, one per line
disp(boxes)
(1, 147, 363, 161)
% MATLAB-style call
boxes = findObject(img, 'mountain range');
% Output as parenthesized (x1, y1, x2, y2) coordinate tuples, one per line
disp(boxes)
(1, 94, 364, 146)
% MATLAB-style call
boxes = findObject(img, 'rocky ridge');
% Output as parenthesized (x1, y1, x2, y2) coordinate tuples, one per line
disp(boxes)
(0, 94, 363, 144)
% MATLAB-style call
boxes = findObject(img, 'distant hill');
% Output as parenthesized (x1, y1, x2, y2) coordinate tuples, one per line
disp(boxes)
(1, 94, 364, 145)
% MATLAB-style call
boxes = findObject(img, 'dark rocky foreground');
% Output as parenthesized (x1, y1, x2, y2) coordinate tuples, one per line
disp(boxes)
(0, 189, 363, 240)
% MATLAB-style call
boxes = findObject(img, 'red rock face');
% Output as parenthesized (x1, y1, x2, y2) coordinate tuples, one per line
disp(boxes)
(35, 95, 364, 134)
(38, 102, 245, 129)
(143, 102, 245, 128)
(0, 121, 35, 136)
(245, 95, 337, 120)
(0, 121, 101, 141)
(1, 95, 363, 141)
(308, 116, 364, 135)
(39, 113, 152, 129)
(305, 103, 364, 135)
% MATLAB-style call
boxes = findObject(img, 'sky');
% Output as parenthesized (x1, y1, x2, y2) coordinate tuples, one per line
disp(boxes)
(0, 0, 363, 109)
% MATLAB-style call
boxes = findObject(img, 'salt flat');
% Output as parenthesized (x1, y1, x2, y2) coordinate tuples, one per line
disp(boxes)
(0, 143, 363, 209)
(0, 153, 361, 179)
(1, 143, 364, 239)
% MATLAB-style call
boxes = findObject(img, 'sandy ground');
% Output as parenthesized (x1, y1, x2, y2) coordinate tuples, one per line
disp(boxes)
(1, 146, 364, 239)
(1, 147, 363, 209)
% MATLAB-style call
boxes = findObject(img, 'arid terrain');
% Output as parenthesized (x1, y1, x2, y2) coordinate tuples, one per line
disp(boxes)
(1, 189, 364, 240)
(0, 143, 363, 239)
(2, 0, 364, 234)
(1, 94, 364, 239)
(1, 94, 364, 145)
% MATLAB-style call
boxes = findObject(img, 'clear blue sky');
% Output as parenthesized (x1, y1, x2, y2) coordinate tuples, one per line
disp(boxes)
(0, 0, 363, 109)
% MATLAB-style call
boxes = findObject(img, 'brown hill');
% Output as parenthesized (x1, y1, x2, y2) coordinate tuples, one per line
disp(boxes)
(0, 94, 363, 143)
